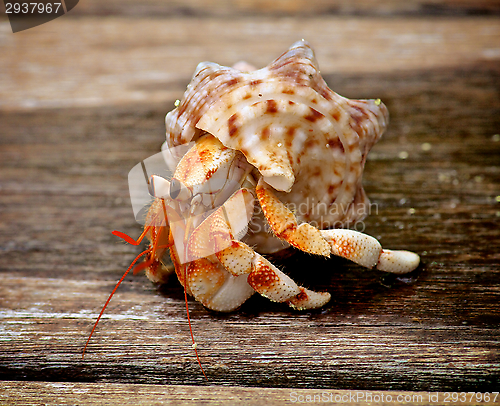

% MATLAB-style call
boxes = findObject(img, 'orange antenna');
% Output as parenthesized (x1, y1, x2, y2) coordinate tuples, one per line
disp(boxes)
(182, 262, 208, 381)
(82, 245, 151, 358)
(83, 225, 171, 358)
(112, 226, 151, 246)
(85, 200, 208, 380)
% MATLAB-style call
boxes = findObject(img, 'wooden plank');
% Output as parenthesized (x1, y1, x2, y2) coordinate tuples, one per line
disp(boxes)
(1, 17, 499, 110)
(2, 381, 500, 406)
(0, 13, 499, 396)
(0, 66, 498, 390)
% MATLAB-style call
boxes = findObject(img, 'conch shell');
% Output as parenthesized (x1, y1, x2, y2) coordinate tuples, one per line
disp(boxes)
(165, 40, 388, 229)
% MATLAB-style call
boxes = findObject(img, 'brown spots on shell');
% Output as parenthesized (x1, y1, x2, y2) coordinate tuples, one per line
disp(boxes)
(330, 108, 341, 122)
(352, 104, 369, 118)
(266, 99, 279, 114)
(286, 149, 294, 168)
(165, 42, 388, 242)
(224, 77, 241, 88)
(270, 48, 293, 67)
(285, 70, 305, 85)
(348, 142, 358, 153)
(247, 264, 279, 290)
(228, 113, 239, 137)
(261, 126, 271, 140)
(326, 137, 345, 153)
(311, 168, 321, 178)
(328, 181, 344, 206)
(304, 107, 323, 122)
(304, 138, 318, 150)
(286, 126, 297, 139)
(350, 105, 370, 133)
(328, 184, 338, 195)
(270, 59, 295, 72)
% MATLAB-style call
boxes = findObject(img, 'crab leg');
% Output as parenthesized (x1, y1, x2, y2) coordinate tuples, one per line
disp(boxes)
(216, 240, 331, 310)
(256, 178, 420, 274)
(255, 178, 331, 257)
(168, 188, 256, 311)
(321, 229, 420, 273)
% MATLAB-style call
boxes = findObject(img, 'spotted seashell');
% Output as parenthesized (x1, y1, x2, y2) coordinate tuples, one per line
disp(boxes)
(164, 40, 388, 228)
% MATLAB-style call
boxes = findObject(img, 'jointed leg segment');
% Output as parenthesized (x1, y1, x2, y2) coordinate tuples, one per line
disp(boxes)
(320, 229, 420, 273)
(256, 178, 420, 274)
(216, 240, 331, 310)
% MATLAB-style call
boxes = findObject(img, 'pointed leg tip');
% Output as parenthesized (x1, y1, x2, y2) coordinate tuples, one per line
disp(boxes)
(377, 249, 420, 274)
(287, 288, 331, 310)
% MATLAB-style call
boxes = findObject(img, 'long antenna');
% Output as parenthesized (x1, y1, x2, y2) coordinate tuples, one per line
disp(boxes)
(82, 247, 151, 358)
(183, 266, 208, 381)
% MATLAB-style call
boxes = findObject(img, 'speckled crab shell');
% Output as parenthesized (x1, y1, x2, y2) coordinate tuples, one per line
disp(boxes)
(164, 40, 388, 228)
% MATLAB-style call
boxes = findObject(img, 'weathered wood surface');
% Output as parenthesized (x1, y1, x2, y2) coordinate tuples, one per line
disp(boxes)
(2, 382, 500, 406)
(0, 1, 499, 404)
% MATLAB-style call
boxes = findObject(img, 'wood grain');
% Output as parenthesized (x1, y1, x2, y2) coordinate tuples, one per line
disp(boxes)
(1, 17, 499, 110)
(5, 382, 500, 406)
(3, 381, 500, 406)
(0, 9, 499, 404)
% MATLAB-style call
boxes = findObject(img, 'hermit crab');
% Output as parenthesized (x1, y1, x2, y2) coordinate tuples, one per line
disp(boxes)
(85, 41, 419, 364)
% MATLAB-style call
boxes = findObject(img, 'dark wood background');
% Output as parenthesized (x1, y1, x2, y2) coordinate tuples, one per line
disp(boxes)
(1, 1, 499, 404)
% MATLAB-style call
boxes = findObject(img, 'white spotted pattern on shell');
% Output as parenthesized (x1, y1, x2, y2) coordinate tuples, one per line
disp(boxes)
(165, 40, 388, 229)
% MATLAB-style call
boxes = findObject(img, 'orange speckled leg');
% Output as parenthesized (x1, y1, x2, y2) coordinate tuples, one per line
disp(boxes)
(186, 257, 256, 312)
(255, 178, 331, 257)
(169, 228, 255, 312)
(256, 178, 419, 275)
(216, 240, 331, 310)
(167, 188, 256, 312)
(321, 229, 420, 273)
